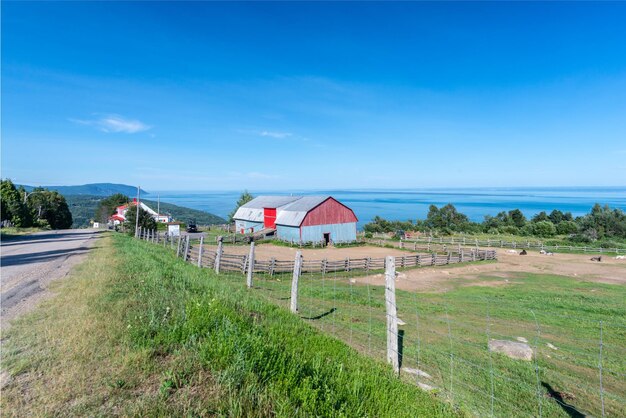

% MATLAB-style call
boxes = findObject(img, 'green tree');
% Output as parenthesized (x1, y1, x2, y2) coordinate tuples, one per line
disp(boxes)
(532, 220, 556, 237)
(576, 203, 626, 240)
(508, 209, 527, 228)
(556, 220, 579, 235)
(548, 209, 565, 224)
(425, 204, 470, 233)
(26, 188, 73, 229)
(531, 211, 549, 223)
(95, 193, 130, 223)
(228, 191, 254, 222)
(124, 206, 157, 236)
(1, 179, 33, 227)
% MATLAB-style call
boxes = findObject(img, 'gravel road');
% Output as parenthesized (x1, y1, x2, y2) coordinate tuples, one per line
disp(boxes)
(1, 229, 103, 330)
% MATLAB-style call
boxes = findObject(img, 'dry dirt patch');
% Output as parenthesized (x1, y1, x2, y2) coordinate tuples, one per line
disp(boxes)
(354, 250, 626, 293)
(205, 243, 626, 293)
(205, 243, 412, 261)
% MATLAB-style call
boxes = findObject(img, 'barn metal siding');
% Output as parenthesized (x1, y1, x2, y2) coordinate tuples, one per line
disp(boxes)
(301, 222, 357, 243)
(276, 225, 301, 242)
(235, 220, 263, 233)
(301, 198, 358, 226)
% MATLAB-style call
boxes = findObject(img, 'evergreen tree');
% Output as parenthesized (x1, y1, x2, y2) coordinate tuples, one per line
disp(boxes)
(124, 206, 157, 235)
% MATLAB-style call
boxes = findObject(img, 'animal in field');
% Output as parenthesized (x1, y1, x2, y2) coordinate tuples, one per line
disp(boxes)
(545, 252, 554, 256)
(590, 256, 602, 262)
(519, 249, 527, 255)
(506, 249, 517, 254)
(539, 250, 546, 255)
(615, 255, 625, 260)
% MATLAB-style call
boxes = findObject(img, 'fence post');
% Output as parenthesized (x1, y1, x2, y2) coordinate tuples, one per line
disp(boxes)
(197, 236, 204, 268)
(290, 251, 303, 313)
(447, 252, 451, 264)
(184, 235, 191, 261)
(215, 236, 223, 273)
(176, 235, 182, 257)
(246, 241, 255, 288)
(431, 253, 436, 266)
(385, 255, 399, 373)
(460, 250, 464, 263)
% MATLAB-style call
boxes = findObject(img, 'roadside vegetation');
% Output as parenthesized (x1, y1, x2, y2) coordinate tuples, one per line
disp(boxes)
(0, 233, 452, 417)
(1, 179, 72, 231)
(364, 203, 626, 249)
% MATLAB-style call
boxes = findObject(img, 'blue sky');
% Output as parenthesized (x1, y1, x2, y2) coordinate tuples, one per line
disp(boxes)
(2, 2, 626, 192)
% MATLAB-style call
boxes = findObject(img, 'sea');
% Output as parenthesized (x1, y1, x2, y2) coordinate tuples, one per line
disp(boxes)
(148, 187, 626, 228)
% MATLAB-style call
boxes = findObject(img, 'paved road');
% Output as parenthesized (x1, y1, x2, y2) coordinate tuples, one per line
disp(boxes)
(0, 229, 103, 329)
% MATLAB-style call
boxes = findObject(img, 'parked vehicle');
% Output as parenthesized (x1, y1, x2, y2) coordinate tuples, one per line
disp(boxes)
(186, 220, 198, 233)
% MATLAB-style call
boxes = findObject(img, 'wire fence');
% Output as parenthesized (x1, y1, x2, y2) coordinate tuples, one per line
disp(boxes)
(136, 228, 626, 417)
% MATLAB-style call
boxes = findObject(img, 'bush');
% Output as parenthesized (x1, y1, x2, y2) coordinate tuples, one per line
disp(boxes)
(498, 225, 519, 235)
(556, 220, 578, 235)
(532, 221, 557, 237)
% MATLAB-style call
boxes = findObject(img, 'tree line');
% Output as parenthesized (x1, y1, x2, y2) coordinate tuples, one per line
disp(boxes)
(1, 179, 73, 229)
(363, 203, 626, 243)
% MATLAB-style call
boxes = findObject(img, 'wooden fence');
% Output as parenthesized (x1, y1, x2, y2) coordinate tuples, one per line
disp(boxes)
(369, 233, 625, 255)
(183, 240, 496, 275)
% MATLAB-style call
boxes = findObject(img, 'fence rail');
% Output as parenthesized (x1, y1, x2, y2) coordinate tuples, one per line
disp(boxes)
(370, 233, 625, 254)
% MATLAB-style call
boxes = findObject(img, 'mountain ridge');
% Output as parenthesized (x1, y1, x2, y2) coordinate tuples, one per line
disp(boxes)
(19, 183, 148, 196)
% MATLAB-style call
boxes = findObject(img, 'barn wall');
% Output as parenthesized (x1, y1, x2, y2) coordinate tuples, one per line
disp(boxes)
(276, 225, 301, 242)
(301, 198, 357, 226)
(235, 220, 263, 234)
(301, 222, 357, 243)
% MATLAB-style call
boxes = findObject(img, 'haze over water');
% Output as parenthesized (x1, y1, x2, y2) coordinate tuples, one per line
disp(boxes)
(149, 187, 626, 228)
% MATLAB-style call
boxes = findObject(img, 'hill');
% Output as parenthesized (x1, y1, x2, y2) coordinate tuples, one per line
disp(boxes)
(142, 198, 225, 225)
(20, 183, 147, 197)
(65, 195, 225, 228)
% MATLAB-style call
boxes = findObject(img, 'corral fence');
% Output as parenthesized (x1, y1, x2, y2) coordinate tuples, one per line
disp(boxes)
(370, 233, 626, 255)
(133, 227, 625, 418)
(135, 227, 496, 274)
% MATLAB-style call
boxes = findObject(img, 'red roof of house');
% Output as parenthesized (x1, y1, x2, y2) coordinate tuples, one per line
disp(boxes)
(110, 214, 125, 221)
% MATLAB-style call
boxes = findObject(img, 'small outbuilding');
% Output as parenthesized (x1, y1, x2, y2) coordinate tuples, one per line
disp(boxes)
(166, 222, 181, 236)
(233, 195, 357, 244)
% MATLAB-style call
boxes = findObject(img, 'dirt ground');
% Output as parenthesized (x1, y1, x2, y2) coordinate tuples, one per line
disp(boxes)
(208, 243, 626, 293)
(207, 243, 411, 260)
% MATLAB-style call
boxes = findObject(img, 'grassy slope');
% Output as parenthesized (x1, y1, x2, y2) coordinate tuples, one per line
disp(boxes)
(253, 269, 626, 417)
(1, 233, 452, 417)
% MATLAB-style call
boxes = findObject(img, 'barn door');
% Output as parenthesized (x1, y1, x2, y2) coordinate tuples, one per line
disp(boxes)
(263, 208, 277, 228)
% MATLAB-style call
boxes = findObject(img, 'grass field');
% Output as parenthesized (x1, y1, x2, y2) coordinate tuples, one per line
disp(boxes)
(220, 261, 626, 417)
(0, 233, 452, 417)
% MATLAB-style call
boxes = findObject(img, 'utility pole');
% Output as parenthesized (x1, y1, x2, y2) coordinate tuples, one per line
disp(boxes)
(157, 194, 160, 221)
(135, 185, 140, 237)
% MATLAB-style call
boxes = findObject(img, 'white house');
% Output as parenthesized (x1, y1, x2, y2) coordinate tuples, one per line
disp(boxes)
(109, 198, 172, 225)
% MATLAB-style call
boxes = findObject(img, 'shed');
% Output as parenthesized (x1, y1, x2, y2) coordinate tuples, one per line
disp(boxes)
(166, 222, 181, 236)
